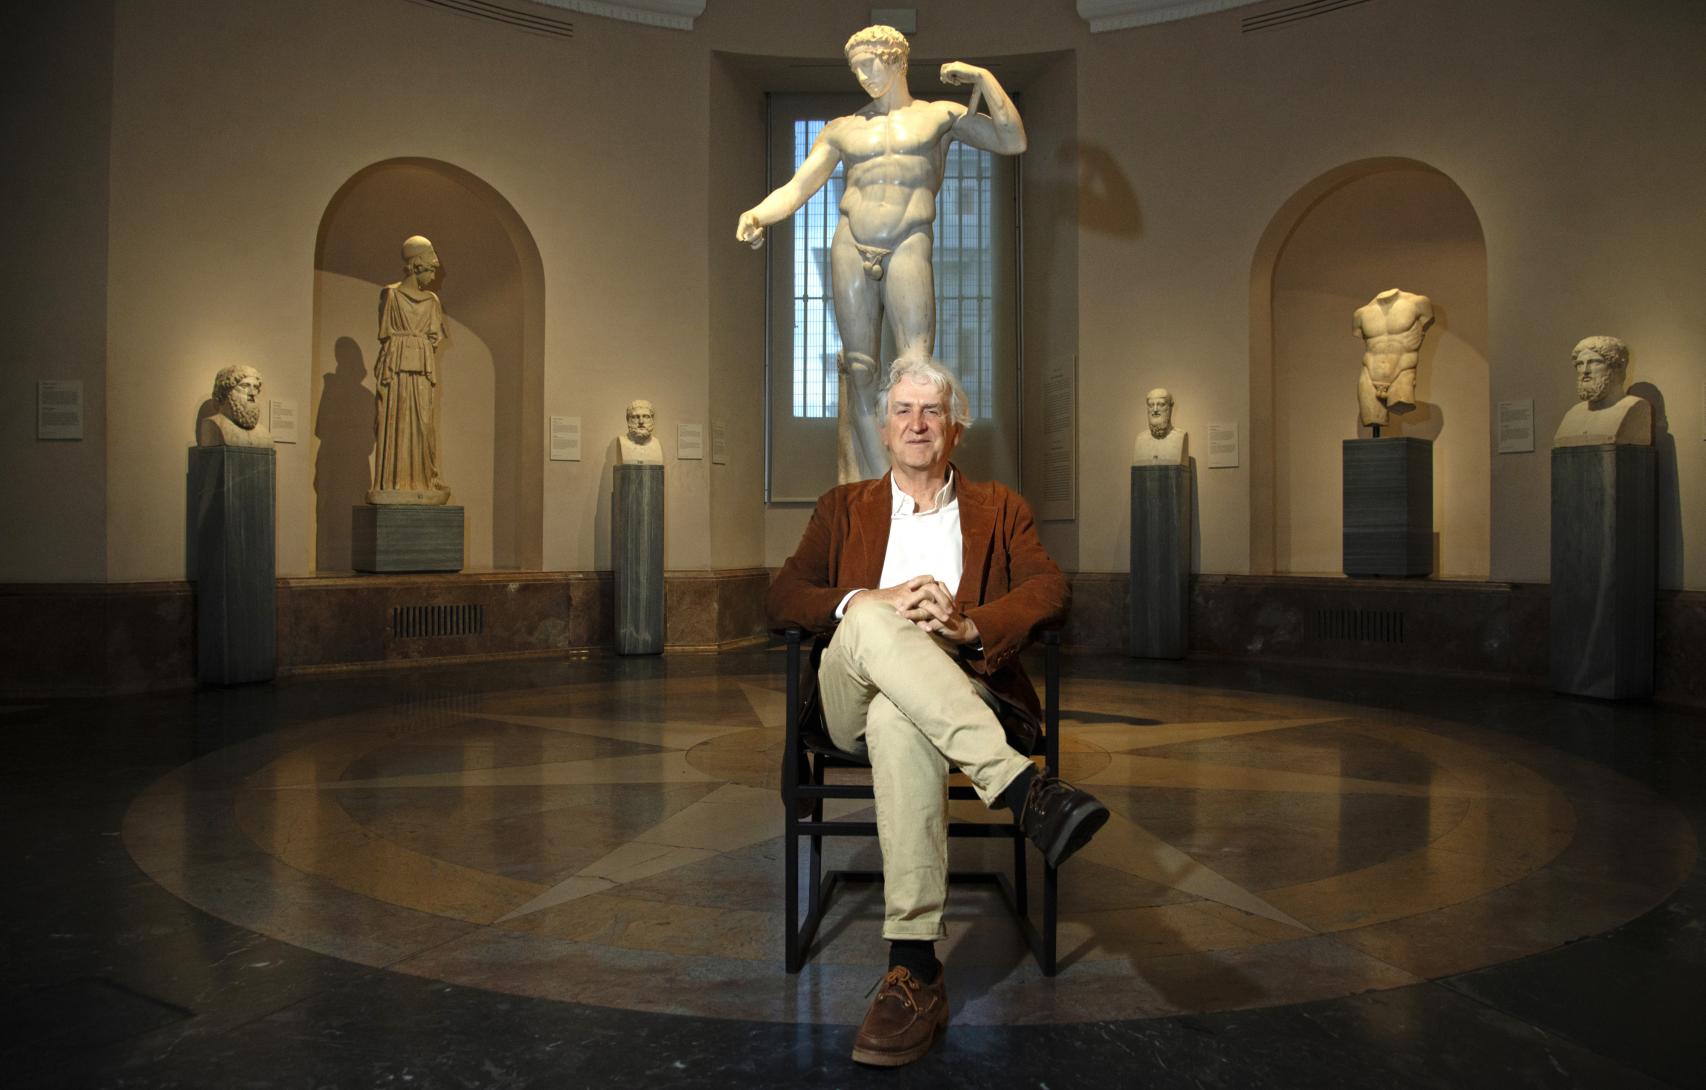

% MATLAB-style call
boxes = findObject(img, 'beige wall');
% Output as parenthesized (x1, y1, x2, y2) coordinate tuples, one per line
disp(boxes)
(1076, 0, 1704, 587)
(8, 0, 1703, 591)
(101, 0, 714, 579)
(2, 1, 114, 581)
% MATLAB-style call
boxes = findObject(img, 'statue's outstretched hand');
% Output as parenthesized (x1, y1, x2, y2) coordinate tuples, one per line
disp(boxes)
(736, 211, 765, 249)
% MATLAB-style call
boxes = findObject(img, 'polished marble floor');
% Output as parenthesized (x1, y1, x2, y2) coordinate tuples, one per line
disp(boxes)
(4, 649, 1703, 1088)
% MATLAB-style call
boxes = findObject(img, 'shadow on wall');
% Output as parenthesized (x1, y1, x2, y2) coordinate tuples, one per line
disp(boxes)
(315, 337, 375, 573)
(1630, 380, 1683, 586)
(1068, 140, 1142, 237)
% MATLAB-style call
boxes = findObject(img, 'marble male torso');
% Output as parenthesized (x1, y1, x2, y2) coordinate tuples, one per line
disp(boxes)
(1353, 289, 1433, 425)
(828, 101, 961, 250)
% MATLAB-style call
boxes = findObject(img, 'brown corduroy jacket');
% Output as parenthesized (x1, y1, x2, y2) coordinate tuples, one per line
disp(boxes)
(766, 467, 1069, 718)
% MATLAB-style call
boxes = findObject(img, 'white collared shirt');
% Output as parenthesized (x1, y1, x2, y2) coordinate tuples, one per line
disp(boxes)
(834, 472, 964, 618)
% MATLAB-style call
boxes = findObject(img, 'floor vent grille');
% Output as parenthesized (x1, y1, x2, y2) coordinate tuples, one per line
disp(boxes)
(392, 604, 485, 639)
(1314, 607, 1405, 644)
(405, 0, 575, 40)
(1242, 0, 1374, 33)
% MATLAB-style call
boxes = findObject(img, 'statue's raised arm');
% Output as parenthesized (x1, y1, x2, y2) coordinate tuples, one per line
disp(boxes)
(939, 62, 1026, 155)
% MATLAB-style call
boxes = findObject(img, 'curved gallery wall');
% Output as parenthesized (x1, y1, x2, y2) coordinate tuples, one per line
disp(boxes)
(312, 159, 546, 573)
(1268, 165, 1489, 578)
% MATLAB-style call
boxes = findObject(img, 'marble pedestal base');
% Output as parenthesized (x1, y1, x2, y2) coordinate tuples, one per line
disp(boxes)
(1550, 444, 1655, 699)
(190, 446, 276, 685)
(613, 464, 664, 655)
(352, 505, 464, 573)
(1130, 464, 1191, 658)
(1343, 437, 1433, 577)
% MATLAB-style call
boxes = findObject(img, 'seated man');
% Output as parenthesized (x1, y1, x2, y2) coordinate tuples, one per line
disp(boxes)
(768, 356, 1109, 1067)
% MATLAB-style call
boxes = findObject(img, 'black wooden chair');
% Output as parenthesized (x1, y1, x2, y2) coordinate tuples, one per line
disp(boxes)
(779, 626, 1063, 975)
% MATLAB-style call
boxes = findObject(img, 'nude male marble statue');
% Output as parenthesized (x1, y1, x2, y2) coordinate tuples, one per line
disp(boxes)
(369, 235, 451, 506)
(736, 25, 1027, 484)
(618, 399, 664, 464)
(198, 364, 271, 448)
(1132, 387, 1187, 465)
(1353, 288, 1434, 429)
(1553, 336, 1651, 447)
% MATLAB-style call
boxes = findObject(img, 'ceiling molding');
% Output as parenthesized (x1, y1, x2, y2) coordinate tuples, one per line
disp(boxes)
(1077, 0, 1263, 32)
(531, 0, 704, 31)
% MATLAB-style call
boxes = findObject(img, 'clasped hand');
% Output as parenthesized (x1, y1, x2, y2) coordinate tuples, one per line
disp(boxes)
(850, 574, 978, 645)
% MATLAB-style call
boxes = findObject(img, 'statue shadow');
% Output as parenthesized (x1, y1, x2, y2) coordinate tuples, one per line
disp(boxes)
(1066, 140, 1142, 238)
(313, 337, 375, 573)
(1188, 453, 1202, 574)
(594, 437, 619, 570)
(1629, 380, 1682, 584)
(183, 401, 222, 580)
(192, 397, 221, 441)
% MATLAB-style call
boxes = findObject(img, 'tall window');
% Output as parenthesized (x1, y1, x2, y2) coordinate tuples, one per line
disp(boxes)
(788, 122, 996, 420)
(766, 95, 1017, 500)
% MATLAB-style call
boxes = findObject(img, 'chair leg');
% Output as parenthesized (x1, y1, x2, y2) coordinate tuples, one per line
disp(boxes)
(785, 806, 801, 973)
(1042, 859, 1058, 977)
(807, 757, 824, 921)
(783, 628, 803, 973)
(1012, 821, 1028, 918)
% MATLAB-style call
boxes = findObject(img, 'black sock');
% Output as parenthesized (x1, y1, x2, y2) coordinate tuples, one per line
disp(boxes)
(888, 939, 939, 983)
(1003, 765, 1038, 815)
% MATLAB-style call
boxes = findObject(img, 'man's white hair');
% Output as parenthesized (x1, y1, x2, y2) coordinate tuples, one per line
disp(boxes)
(881, 357, 972, 428)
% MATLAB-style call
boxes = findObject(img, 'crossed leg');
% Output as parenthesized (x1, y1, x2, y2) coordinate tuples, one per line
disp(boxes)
(816, 605, 1035, 940)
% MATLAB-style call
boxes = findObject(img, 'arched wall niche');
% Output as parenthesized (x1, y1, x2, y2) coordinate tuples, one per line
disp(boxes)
(1249, 159, 1489, 579)
(310, 158, 545, 574)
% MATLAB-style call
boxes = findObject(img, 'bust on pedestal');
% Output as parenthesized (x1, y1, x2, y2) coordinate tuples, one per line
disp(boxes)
(614, 400, 665, 654)
(1131, 388, 1188, 466)
(1550, 336, 1655, 699)
(1130, 388, 1191, 658)
(354, 235, 464, 573)
(190, 364, 276, 684)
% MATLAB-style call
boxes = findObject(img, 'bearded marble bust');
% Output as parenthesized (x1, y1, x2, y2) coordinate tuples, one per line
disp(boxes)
(198, 364, 271, 448)
(1553, 336, 1651, 448)
(1132, 388, 1187, 465)
(618, 399, 663, 464)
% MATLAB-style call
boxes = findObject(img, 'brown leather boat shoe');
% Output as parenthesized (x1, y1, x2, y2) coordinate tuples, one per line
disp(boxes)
(850, 965, 949, 1067)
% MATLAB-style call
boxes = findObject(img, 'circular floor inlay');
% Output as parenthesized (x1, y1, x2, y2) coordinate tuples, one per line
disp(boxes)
(124, 672, 1695, 1025)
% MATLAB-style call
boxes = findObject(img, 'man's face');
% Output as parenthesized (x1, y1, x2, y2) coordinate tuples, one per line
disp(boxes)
(225, 369, 263, 429)
(882, 376, 960, 474)
(849, 49, 900, 100)
(1573, 349, 1620, 404)
(1146, 395, 1172, 437)
(626, 404, 655, 442)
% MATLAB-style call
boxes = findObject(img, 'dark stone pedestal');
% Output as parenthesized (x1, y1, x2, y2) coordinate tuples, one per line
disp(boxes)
(1343, 437, 1433, 577)
(352, 505, 464, 573)
(190, 446, 276, 685)
(613, 464, 664, 654)
(1550, 444, 1655, 699)
(1130, 464, 1191, 658)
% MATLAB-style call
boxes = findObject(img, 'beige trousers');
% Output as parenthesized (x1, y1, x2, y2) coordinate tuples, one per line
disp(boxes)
(817, 604, 1035, 941)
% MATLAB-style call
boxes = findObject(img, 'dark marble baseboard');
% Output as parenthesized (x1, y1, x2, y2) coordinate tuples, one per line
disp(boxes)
(667, 568, 770, 652)
(4, 573, 1696, 705)
(0, 582, 195, 697)
(0, 568, 772, 696)
(1064, 573, 1704, 707)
